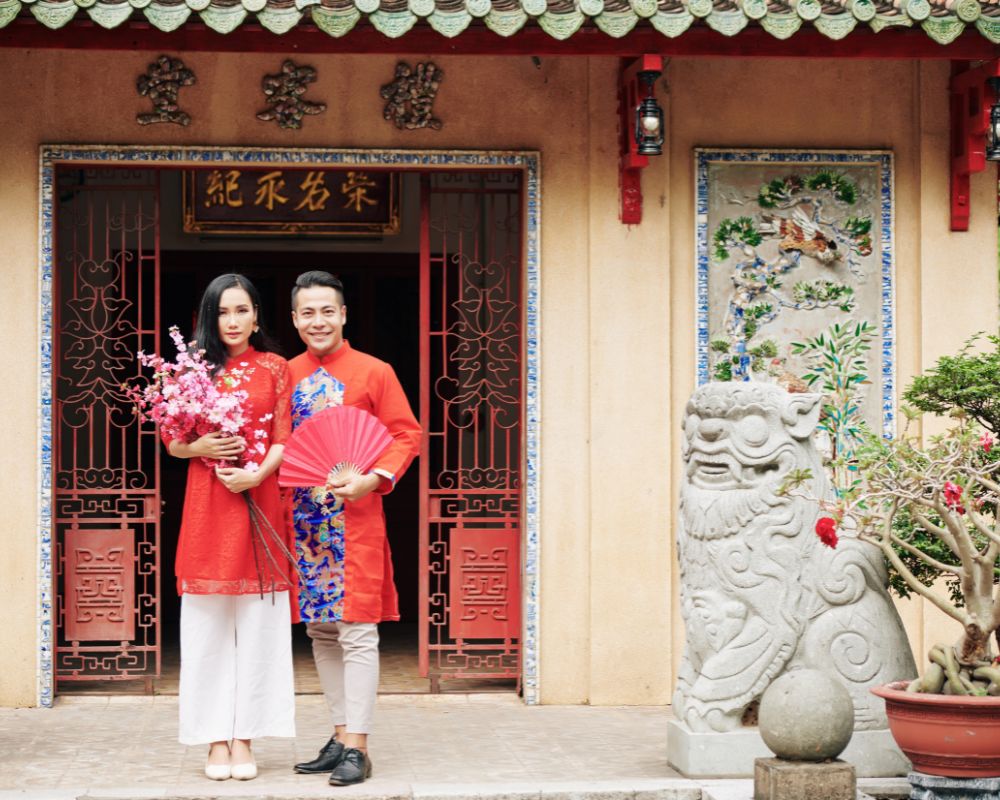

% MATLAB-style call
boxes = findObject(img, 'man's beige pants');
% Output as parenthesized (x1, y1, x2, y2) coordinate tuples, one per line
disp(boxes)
(307, 621, 379, 734)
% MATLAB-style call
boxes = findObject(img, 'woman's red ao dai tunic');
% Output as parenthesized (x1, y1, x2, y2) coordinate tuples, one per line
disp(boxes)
(168, 348, 296, 598)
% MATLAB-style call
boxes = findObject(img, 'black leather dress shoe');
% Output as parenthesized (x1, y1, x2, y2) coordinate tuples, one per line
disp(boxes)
(328, 748, 372, 786)
(293, 736, 345, 774)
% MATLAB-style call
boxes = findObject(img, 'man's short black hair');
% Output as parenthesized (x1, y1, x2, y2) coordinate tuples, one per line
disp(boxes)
(292, 270, 345, 308)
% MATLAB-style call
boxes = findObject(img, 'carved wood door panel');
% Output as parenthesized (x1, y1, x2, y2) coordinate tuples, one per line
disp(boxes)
(54, 167, 161, 686)
(418, 171, 523, 689)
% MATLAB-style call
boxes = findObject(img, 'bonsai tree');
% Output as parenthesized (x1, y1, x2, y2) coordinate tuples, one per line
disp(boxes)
(784, 334, 1000, 696)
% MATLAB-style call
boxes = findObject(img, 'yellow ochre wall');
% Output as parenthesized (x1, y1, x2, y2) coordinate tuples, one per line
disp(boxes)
(0, 51, 994, 708)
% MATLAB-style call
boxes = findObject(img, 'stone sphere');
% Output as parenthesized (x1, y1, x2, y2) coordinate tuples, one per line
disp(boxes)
(758, 669, 854, 761)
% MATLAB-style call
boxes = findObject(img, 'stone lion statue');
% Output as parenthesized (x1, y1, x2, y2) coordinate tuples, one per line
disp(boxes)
(673, 382, 916, 733)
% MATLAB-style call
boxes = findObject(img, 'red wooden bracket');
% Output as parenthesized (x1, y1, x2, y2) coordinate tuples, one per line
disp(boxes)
(950, 59, 1000, 231)
(619, 54, 663, 225)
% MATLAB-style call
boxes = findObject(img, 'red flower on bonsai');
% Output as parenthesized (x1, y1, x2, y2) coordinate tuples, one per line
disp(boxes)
(980, 432, 994, 454)
(815, 516, 839, 549)
(943, 481, 966, 514)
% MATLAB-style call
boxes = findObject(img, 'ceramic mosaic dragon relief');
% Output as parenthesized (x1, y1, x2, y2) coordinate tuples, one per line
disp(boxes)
(673, 382, 917, 733)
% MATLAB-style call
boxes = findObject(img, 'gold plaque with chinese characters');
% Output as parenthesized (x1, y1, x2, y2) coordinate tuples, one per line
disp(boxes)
(183, 168, 400, 236)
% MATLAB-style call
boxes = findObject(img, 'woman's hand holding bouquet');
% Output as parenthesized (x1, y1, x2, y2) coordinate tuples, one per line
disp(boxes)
(123, 326, 268, 481)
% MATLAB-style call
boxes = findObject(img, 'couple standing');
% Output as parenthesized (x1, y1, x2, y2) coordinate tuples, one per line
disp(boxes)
(167, 270, 420, 785)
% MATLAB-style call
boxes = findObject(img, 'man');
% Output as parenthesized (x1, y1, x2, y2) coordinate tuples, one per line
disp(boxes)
(287, 270, 421, 786)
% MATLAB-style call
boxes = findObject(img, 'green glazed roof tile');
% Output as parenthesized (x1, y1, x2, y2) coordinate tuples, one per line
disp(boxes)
(814, 11, 856, 38)
(6, 0, 1000, 43)
(87, 0, 133, 26)
(484, 5, 527, 33)
(592, 7, 637, 34)
(650, 7, 694, 36)
(976, 14, 1000, 43)
(30, 0, 78, 28)
(759, 11, 802, 37)
(537, 6, 584, 36)
(256, 3, 302, 32)
(200, 1, 246, 31)
(370, 7, 418, 35)
(427, 6, 472, 35)
(144, 1, 192, 30)
(704, 7, 747, 35)
(0, 0, 20, 24)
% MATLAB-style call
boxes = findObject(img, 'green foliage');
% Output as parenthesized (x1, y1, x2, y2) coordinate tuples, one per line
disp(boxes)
(754, 339, 778, 358)
(825, 420, 1000, 606)
(844, 216, 872, 237)
(903, 334, 1000, 433)
(713, 216, 762, 261)
(792, 320, 876, 487)
(785, 340, 1000, 683)
(792, 280, 856, 312)
(887, 503, 967, 606)
(713, 359, 733, 381)
(805, 171, 858, 205)
(757, 171, 860, 211)
(757, 176, 803, 209)
(711, 338, 781, 382)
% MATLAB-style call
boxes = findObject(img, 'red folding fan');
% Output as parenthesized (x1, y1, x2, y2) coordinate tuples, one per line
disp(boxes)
(278, 405, 393, 488)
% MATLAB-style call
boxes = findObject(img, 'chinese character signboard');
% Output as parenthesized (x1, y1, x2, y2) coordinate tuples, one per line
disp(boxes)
(183, 169, 400, 235)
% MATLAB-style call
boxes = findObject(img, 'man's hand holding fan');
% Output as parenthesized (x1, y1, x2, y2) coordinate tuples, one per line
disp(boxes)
(278, 406, 394, 502)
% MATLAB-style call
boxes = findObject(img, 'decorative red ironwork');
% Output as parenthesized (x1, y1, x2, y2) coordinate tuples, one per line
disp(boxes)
(419, 171, 522, 688)
(54, 167, 161, 684)
(619, 54, 664, 225)
(448, 527, 520, 641)
(950, 59, 1000, 231)
(64, 529, 135, 641)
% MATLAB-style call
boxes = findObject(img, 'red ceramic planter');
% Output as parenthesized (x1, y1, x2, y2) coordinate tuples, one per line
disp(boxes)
(871, 681, 1000, 778)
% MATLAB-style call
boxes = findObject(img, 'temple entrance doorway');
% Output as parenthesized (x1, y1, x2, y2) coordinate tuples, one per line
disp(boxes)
(51, 163, 523, 697)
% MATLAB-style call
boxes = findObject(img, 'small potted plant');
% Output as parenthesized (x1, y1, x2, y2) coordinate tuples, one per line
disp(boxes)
(784, 334, 1000, 778)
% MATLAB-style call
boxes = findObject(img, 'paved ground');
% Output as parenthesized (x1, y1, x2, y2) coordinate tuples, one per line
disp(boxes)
(0, 694, 910, 800)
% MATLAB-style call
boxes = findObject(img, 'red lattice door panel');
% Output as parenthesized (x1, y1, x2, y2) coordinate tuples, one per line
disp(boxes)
(419, 171, 523, 687)
(54, 168, 161, 684)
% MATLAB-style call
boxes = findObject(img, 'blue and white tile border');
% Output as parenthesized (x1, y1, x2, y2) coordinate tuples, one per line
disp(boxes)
(37, 145, 542, 707)
(694, 148, 896, 439)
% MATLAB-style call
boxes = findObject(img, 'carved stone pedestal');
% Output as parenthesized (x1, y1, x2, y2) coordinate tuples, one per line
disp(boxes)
(907, 771, 1000, 800)
(667, 719, 910, 778)
(753, 757, 855, 800)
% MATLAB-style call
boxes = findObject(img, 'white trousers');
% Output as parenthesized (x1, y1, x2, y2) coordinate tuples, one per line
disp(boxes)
(179, 592, 296, 746)
(307, 621, 379, 734)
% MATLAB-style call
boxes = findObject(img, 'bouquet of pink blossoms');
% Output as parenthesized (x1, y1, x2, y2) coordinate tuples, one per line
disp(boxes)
(124, 326, 268, 472)
(125, 326, 299, 595)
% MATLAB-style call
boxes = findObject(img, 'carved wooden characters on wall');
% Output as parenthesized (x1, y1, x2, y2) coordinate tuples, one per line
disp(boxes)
(257, 60, 327, 130)
(381, 62, 443, 131)
(136, 55, 196, 126)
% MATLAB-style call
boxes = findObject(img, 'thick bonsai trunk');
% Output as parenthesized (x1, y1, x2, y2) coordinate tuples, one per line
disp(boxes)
(959, 623, 992, 665)
(910, 624, 1000, 696)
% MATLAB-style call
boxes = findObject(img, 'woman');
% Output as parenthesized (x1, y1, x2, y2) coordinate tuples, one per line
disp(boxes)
(165, 273, 296, 781)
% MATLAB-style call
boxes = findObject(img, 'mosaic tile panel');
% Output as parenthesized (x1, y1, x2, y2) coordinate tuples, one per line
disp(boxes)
(695, 149, 895, 441)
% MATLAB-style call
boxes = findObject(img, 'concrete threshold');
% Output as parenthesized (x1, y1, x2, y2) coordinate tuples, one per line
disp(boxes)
(0, 776, 912, 800)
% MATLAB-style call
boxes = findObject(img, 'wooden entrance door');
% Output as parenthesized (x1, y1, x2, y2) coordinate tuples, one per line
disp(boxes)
(419, 171, 524, 689)
(53, 167, 162, 687)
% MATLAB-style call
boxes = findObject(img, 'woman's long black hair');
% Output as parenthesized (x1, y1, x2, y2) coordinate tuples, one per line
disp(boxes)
(193, 273, 280, 377)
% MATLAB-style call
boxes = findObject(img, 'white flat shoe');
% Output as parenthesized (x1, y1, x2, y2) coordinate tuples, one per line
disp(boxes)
(204, 762, 231, 781)
(231, 758, 257, 781)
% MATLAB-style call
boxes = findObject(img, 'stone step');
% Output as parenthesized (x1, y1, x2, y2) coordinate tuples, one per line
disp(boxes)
(0, 776, 913, 800)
